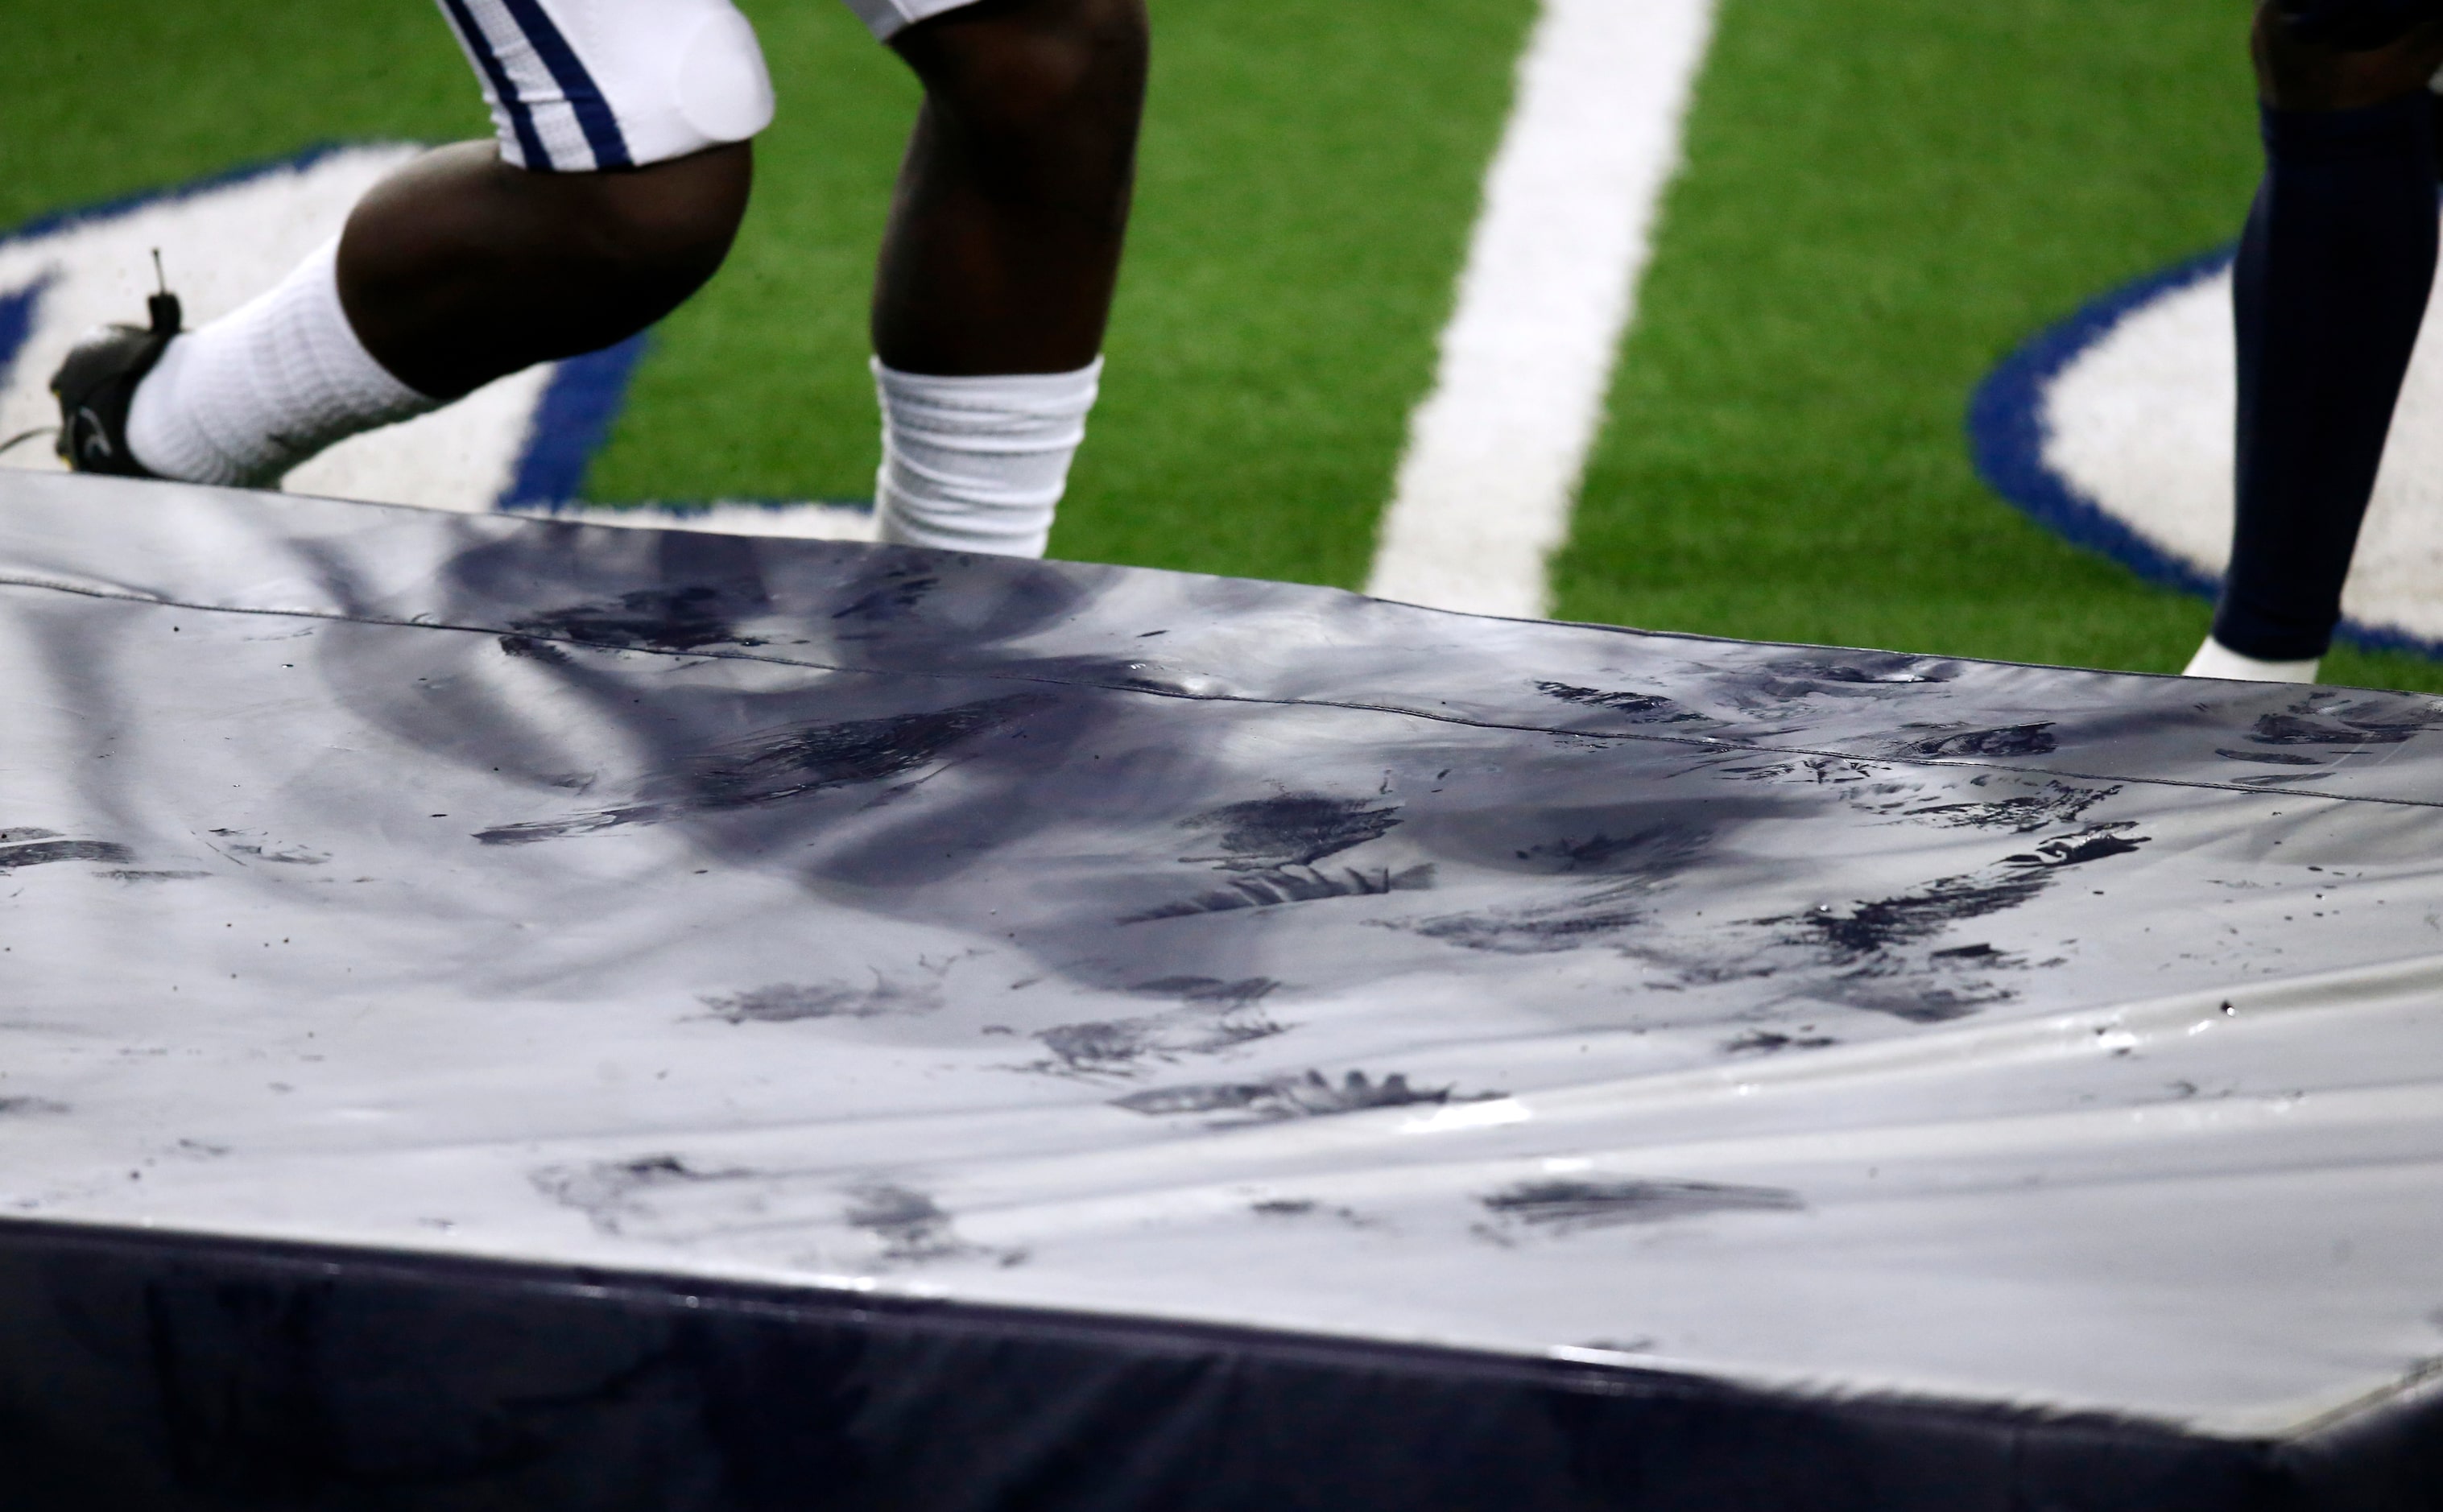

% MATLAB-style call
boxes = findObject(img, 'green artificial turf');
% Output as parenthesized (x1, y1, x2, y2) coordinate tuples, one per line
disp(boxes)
(1050, 0, 1536, 584)
(577, 0, 918, 504)
(0, 2, 481, 225)
(0, 0, 1536, 593)
(589, 0, 1541, 593)
(1555, 0, 2443, 693)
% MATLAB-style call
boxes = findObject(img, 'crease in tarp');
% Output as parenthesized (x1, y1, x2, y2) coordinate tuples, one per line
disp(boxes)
(6, 567, 2440, 811)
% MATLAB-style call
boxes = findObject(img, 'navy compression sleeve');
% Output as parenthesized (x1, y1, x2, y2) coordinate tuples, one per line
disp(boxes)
(2217, 93, 2437, 661)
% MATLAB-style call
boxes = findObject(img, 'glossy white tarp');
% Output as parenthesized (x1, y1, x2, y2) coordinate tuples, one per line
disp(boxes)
(3, 471, 2440, 1451)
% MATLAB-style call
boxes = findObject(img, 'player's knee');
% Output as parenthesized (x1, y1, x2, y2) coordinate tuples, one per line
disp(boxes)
(557, 140, 754, 296)
(901, 0, 1149, 139)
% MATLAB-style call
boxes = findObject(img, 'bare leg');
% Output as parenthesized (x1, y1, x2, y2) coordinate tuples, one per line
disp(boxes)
(873, 0, 1149, 377)
(336, 139, 754, 399)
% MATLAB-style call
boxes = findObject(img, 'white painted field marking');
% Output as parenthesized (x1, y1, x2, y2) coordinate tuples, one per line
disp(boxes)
(1364, 0, 1718, 618)
(2040, 246, 2443, 647)
(0, 147, 561, 513)
(0, 149, 877, 540)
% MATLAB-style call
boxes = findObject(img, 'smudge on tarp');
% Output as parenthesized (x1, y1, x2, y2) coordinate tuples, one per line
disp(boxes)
(1648, 822, 2142, 1021)
(1180, 793, 1403, 871)
(1701, 655, 1961, 712)
(1419, 795, 1801, 908)
(1121, 863, 1435, 923)
(2249, 714, 2420, 747)
(496, 633, 573, 664)
(2010, 824, 2147, 867)
(508, 585, 763, 653)
(0, 839, 134, 871)
(1478, 1178, 1804, 1236)
(844, 1182, 1024, 1267)
(531, 1155, 746, 1237)
(1514, 833, 1677, 873)
(1533, 681, 1706, 722)
(1828, 954, 2025, 1023)
(1765, 824, 2147, 961)
(829, 565, 939, 624)
(205, 830, 330, 865)
(1249, 1198, 1379, 1227)
(531, 1157, 1023, 1264)
(1113, 1069, 1489, 1123)
(1033, 981, 1289, 1075)
(702, 974, 945, 1023)
(1717, 755, 1886, 787)
(1773, 871, 2051, 960)
(1407, 812, 1730, 955)
(1757, 654, 1959, 687)
(0, 1097, 70, 1116)
(1930, 943, 2016, 964)
(1903, 724, 2059, 760)
(476, 693, 1048, 844)
(1897, 780, 2120, 832)
(1722, 1029, 1837, 1056)
(1447, 809, 1730, 878)
(1411, 887, 1647, 954)
(994, 655, 1197, 697)
(1131, 977, 1280, 1008)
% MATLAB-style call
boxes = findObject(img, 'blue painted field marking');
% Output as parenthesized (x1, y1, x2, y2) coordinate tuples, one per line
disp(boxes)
(501, 333, 651, 507)
(1968, 246, 2443, 661)
(0, 276, 52, 394)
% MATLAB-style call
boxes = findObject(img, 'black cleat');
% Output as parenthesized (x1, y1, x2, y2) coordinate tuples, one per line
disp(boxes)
(51, 276, 183, 477)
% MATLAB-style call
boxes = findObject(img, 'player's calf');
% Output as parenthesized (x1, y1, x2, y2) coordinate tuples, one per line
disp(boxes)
(56, 0, 771, 490)
(337, 139, 752, 400)
(867, 0, 1149, 556)
(2187, 1, 2443, 680)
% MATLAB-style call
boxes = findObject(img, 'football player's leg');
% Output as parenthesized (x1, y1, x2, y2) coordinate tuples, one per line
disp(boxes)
(2188, 1, 2443, 680)
(858, 0, 1148, 557)
(69, 0, 770, 487)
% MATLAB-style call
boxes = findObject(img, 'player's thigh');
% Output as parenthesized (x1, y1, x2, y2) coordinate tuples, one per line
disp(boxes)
(432, 0, 776, 171)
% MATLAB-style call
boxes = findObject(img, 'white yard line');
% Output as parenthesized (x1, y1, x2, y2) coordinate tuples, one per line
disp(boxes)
(1364, 0, 1716, 618)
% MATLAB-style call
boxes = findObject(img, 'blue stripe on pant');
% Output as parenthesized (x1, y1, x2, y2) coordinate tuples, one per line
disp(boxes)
(437, 0, 554, 171)
(494, 0, 634, 171)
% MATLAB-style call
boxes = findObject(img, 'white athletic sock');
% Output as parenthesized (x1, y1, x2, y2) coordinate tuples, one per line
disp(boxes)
(127, 239, 439, 488)
(2182, 635, 2321, 684)
(870, 357, 1102, 558)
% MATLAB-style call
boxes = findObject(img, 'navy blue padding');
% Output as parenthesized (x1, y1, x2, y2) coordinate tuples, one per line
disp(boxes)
(437, 0, 554, 173)
(495, 0, 634, 171)
(2, 1218, 2430, 1512)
